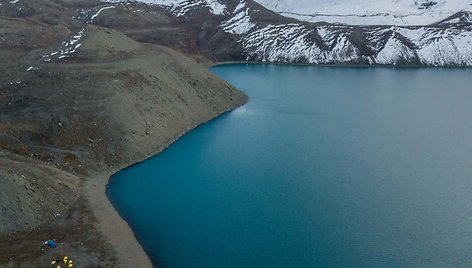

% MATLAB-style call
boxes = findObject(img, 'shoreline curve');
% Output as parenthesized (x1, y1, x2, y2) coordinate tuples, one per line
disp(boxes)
(89, 102, 248, 268)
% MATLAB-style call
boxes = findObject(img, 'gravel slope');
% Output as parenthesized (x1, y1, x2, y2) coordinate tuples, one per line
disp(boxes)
(0, 7, 247, 267)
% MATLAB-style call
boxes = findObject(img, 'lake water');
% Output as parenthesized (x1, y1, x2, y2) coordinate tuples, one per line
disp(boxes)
(107, 65, 472, 268)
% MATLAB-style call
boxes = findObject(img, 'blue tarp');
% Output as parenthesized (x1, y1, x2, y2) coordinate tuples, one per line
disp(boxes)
(46, 240, 57, 248)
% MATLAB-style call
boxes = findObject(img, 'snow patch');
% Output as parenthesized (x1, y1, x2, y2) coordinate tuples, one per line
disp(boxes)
(206, 0, 226, 15)
(234, 1, 246, 13)
(42, 29, 85, 61)
(222, 2, 255, 35)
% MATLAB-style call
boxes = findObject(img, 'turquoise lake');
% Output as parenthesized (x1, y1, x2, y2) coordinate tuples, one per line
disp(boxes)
(107, 65, 472, 267)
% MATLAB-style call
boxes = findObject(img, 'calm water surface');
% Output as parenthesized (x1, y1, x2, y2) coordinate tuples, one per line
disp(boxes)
(108, 65, 472, 267)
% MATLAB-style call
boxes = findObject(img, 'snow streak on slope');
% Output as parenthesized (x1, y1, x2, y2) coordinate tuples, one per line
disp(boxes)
(90, 6, 116, 21)
(255, 0, 472, 25)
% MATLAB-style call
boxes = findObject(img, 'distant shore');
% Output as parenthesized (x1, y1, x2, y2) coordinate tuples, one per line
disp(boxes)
(212, 61, 472, 69)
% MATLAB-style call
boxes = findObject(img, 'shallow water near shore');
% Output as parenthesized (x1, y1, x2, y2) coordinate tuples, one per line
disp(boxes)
(108, 65, 472, 267)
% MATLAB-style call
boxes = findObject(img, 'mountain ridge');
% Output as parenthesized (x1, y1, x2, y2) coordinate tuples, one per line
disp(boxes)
(93, 0, 472, 66)
(6, 0, 468, 66)
(256, 0, 472, 26)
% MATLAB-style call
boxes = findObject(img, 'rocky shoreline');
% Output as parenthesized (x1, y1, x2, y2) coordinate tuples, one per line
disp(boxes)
(87, 105, 247, 268)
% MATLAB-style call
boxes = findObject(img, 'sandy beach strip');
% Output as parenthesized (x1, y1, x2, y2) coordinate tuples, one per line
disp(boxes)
(85, 172, 153, 268)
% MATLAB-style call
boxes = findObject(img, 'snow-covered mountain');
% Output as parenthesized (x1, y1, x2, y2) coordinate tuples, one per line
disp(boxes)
(227, 1, 472, 65)
(0, 0, 454, 66)
(256, 0, 472, 25)
(102, 0, 472, 25)
(93, 0, 472, 66)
